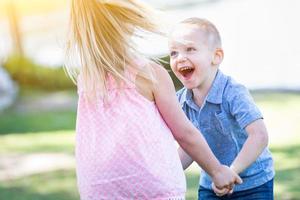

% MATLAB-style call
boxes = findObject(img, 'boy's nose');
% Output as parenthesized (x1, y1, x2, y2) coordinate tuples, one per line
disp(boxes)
(177, 53, 188, 63)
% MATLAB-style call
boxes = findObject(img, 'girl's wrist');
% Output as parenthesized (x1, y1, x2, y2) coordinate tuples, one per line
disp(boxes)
(230, 164, 239, 174)
(210, 163, 226, 181)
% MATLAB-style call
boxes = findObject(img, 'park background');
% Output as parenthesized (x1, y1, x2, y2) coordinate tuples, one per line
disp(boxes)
(0, 0, 300, 199)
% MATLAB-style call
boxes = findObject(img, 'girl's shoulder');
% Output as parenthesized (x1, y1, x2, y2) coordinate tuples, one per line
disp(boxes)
(76, 73, 84, 93)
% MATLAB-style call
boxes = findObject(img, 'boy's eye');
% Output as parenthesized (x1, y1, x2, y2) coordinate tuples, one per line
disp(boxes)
(187, 47, 196, 52)
(170, 51, 178, 57)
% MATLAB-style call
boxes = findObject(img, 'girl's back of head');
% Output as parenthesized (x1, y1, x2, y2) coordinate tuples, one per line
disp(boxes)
(65, 0, 161, 97)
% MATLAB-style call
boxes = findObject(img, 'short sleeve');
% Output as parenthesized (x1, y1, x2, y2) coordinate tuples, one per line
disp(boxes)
(227, 84, 263, 129)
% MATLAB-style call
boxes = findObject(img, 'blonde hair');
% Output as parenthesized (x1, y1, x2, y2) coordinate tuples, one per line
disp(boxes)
(65, 0, 161, 98)
(181, 17, 222, 49)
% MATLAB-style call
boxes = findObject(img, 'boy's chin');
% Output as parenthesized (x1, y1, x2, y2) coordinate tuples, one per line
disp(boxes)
(178, 77, 197, 89)
(182, 83, 197, 90)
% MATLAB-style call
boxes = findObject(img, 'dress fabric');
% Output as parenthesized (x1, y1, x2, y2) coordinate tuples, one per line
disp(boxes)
(75, 68, 186, 200)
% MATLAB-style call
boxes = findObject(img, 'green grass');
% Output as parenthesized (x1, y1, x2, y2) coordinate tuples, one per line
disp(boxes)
(0, 92, 300, 200)
(0, 89, 77, 134)
(0, 111, 76, 134)
(0, 131, 75, 154)
(0, 170, 79, 200)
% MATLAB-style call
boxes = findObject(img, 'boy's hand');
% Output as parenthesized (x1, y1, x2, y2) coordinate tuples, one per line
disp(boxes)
(211, 165, 242, 196)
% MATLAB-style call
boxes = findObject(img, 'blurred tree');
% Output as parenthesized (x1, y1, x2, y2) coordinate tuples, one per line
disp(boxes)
(7, 0, 23, 56)
(0, 65, 18, 111)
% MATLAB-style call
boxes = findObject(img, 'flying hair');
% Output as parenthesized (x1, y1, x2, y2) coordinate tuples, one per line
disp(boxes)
(65, 0, 162, 98)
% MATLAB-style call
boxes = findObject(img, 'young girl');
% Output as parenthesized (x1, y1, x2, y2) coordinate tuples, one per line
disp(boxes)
(65, 0, 241, 199)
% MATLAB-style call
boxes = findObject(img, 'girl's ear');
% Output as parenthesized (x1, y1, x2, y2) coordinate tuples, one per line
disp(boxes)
(212, 48, 224, 65)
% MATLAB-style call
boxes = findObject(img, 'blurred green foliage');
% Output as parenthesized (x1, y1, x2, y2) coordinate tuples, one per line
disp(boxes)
(159, 55, 183, 90)
(3, 54, 182, 91)
(3, 55, 75, 90)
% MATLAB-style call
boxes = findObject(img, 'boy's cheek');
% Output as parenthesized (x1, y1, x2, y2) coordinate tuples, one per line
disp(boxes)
(169, 65, 179, 77)
(172, 69, 181, 79)
(173, 72, 182, 80)
(169, 63, 176, 72)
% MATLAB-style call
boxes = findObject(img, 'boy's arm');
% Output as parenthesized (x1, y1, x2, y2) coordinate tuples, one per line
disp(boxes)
(151, 63, 242, 188)
(178, 147, 194, 170)
(212, 119, 268, 197)
(230, 119, 269, 174)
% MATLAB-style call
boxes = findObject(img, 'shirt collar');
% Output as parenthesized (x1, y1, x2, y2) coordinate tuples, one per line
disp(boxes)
(206, 70, 228, 104)
(179, 70, 228, 106)
(178, 88, 194, 107)
(179, 88, 189, 104)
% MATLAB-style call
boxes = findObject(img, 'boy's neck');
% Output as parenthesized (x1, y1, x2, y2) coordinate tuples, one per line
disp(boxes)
(191, 69, 218, 107)
(192, 89, 207, 108)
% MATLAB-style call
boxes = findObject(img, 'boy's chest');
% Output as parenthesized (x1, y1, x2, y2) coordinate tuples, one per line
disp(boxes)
(184, 103, 241, 164)
(185, 103, 234, 138)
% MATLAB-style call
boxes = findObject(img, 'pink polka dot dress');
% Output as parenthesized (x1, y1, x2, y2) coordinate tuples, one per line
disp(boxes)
(75, 66, 186, 199)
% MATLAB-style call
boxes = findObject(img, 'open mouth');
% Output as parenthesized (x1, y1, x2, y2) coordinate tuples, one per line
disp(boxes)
(179, 66, 194, 79)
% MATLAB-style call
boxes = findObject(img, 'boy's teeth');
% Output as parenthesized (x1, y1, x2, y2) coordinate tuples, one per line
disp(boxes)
(180, 67, 192, 71)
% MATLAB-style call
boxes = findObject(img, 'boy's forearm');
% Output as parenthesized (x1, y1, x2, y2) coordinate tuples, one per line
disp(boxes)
(178, 147, 193, 170)
(231, 121, 268, 174)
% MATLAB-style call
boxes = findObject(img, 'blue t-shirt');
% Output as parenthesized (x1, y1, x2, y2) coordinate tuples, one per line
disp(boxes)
(176, 70, 274, 191)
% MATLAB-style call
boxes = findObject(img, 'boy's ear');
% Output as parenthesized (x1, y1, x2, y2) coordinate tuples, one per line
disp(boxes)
(212, 48, 224, 65)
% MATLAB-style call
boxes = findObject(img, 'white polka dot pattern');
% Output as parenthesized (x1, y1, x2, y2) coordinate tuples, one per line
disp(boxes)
(75, 72, 186, 199)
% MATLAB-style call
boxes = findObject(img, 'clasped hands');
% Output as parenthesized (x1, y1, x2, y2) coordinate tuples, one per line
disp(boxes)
(211, 165, 242, 197)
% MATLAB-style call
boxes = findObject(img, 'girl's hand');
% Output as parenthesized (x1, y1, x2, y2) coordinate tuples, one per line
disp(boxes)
(212, 182, 234, 196)
(211, 165, 242, 193)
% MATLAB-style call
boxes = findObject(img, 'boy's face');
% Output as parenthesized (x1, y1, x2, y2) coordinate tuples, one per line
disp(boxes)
(168, 24, 218, 90)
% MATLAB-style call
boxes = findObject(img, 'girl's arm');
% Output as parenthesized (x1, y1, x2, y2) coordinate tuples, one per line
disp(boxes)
(151, 63, 242, 188)
(230, 119, 269, 174)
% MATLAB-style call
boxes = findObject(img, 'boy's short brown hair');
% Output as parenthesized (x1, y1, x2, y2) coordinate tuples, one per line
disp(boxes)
(180, 17, 222, 49)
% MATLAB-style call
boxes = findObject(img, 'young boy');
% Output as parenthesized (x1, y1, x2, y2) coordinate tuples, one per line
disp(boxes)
(168, 18, 275, 199)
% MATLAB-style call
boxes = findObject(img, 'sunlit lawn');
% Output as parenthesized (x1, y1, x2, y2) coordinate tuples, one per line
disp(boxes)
(0, 92, 300, 200)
